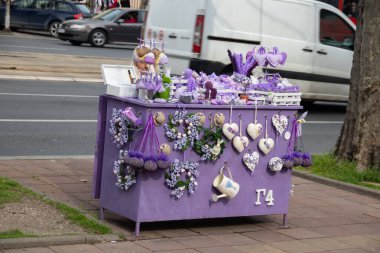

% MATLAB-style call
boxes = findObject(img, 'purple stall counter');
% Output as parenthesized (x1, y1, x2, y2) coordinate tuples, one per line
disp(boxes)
(92, 95, 302, 235)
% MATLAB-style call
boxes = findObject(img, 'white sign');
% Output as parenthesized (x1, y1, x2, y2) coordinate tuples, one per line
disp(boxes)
(255, 188, 274, 206)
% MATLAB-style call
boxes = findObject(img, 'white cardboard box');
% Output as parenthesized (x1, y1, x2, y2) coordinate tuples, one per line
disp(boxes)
(101, 64, 138, 98)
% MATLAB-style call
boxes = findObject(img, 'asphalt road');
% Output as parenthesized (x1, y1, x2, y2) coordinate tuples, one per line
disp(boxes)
(0, 31, 134, 58)
(0, 79, 105, 157)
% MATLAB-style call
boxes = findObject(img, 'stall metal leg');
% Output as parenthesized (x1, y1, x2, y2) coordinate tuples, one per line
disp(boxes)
(135, 222, 140, 236)
(100, 207, 105, 220)
(282, 214, 288, 228)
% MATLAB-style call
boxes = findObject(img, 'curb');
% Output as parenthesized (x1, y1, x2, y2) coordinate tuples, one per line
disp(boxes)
(0, 234, 121, 250)
(293, 169, 380, 200)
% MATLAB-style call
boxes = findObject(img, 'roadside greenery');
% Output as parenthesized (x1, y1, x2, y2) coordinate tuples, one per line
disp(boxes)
(0, 176, 111, 238)
(296, 154, 380, 191)
(0, 230, 35, 240)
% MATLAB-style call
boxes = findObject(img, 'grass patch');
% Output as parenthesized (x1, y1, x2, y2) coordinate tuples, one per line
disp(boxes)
(47, 200, 111, 234)
(0, 230, 35, 239)
(0, 176, 111, 235)
(0, 177, 34, 206)
(296, 153, 380, 191)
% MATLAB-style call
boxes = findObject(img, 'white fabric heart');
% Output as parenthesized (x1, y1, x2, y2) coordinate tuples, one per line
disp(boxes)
(272, 114, 288, 136)
(222, 123, 238, 140)
(233, 136, 249, 153)
(268, 157, 284, 172)
(243, 151, 259, 172)
(247, 123, 263, 140)
(258, 138, 274, 155)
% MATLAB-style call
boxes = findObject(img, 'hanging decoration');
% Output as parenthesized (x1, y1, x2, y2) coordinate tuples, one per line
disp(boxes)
(109, 107, 141, 148)
(272, 113, 288, 136)
(211, 162, 240, 202)
(247, 100, 263, 140)
(258, 115, 274, 155)
(125, 112, 170, 171)
(284, 112, 312, 168)
(113, 150, 136, 191)
(243, 148, 260, 174)
(194, 114, 225, 161)
(222, 105, 238, 140)
(232, 114, 249, 153)
(163, 110, 203, 151)
(164, 159, 200, 199)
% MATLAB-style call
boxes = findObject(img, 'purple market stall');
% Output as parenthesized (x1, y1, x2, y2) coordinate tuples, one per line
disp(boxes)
(92, 43, 308, 235)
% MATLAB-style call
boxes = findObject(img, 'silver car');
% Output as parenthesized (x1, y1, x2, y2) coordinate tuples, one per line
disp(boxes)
(57, 8, 146, 47)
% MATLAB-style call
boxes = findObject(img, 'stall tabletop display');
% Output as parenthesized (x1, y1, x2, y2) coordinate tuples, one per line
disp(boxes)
(92, 39, 310, 236)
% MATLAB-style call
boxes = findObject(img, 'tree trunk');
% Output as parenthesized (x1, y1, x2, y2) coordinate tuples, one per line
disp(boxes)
(334, 0, 380, 170)
(4, 0, 11, 32)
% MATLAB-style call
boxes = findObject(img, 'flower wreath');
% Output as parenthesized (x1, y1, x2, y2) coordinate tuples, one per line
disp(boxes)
(113, 150, 136, 191)
(109, 108, 138, 148)
(164, 159, 200, 199)
(163, 110, 202, 151)
(193, 126, 225, 161)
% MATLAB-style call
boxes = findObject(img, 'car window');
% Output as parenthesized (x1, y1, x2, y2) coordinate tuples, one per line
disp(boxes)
(93, 8, 124, 21)
(320, 9, 355, 50)
(35, 0, 50, 9)
(12, 0, 34, 8)
(75, 4, 90, 15)
(119, 11, 138, 23)
(138, 11, 146, 23)
(55, 1, 73, 12)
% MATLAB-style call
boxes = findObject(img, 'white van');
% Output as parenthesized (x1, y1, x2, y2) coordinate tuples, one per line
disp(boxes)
(144, 0, 356, 102)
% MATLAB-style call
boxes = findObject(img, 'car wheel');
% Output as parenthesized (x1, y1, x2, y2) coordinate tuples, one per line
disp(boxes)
(89, 29, 106, 47)
(69, 40, 82, 46)
(49, 21, 61, 37)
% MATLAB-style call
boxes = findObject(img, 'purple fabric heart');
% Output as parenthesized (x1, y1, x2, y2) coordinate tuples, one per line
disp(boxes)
(253, 47, 267, 66)
(267, 47, 282, 67)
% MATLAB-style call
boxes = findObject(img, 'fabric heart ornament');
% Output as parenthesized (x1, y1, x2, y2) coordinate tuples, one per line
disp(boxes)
(247, 123, 263, 140)
(268, 157, 284, 172)
(267, 47, 282, 67)
(272, 114, 288, 136)
(258, 137, 274, 155)
(253, 47, 267, 66)
(233, 136, 249, 153)
(243, 151, 259, 172)
(222, 123, 238, 140)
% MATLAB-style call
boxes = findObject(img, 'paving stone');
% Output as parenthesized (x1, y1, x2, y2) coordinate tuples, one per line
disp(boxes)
(135, 238, 187, 251)
(41, 176, 78, 184)
(189, 226, 233, 235)
(173, 235, 221, 248)
(155, 250, 199, 253)
(338, 223, 380, 235)
(49, 244, 104, 253)
(288, 217, 329, 228)
(255, 222, 284, 230)
(56, 183, 92, 193)
(207, 233, 259, 246)
(234, 243, 287, 253)
(276, 228, 325, 239)
(195, 246, 244, 253)
(313, 249, 369, 253)
(3, 247, 56, 253)
(223, 224, 265, 233)
(269, 240, 322, 253)
(301, 238, 353, 251)
(334, 235, 380, 251)
(154, 228, 199, 238)
(94, 241, 150, 253)
(307, 226, 354, 237)
(243, 230, 293, 243)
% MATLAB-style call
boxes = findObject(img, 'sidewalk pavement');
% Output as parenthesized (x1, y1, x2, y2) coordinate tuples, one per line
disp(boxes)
(1, 158, 380, 252)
